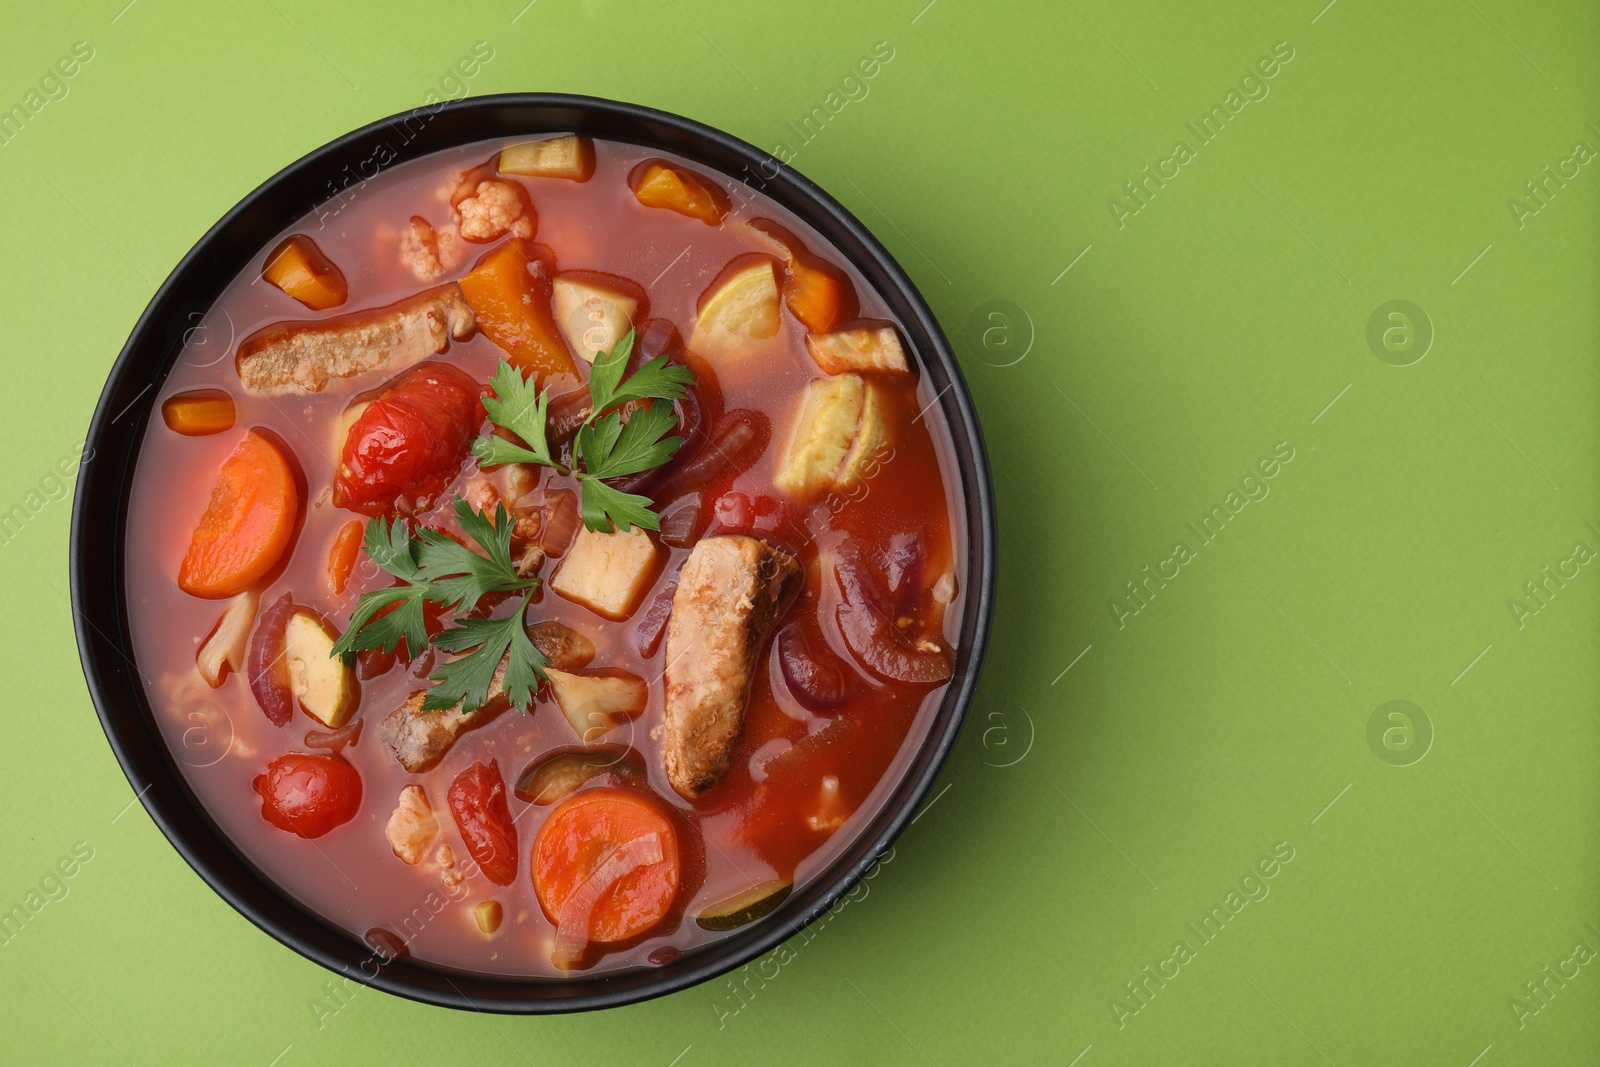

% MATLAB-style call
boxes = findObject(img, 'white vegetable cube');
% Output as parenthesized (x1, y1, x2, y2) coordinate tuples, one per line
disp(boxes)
(550, 526, 660, 619)
(553, 276, 639, 363)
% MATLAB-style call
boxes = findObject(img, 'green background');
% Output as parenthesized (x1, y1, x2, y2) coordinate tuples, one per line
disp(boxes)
(1, 0, 1596, 1063)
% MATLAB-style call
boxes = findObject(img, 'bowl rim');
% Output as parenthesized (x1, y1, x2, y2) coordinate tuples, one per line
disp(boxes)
(69, 91, 996, 1013)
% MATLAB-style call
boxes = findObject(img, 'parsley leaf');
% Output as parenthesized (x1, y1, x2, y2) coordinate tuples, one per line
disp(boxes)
(579, 477, 660, 533)
(580, 400, 685, 480)
(413, 499, 531, 609)
(471, 361, 560, 470)
(424, 590, 549, 712)
(330, 516, 437, 660)
(330, 501, 545, 714)
(474, 329, 698, 534)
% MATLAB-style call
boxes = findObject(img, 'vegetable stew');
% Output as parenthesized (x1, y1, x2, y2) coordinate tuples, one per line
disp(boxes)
(125, 135, 967, 977)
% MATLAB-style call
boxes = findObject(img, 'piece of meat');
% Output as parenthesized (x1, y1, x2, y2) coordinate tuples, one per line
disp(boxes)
(385, 785, 438, 864)
(236, 283, 476, 395)
(379, 621, 595, 772)
(662, 536, 801, 798)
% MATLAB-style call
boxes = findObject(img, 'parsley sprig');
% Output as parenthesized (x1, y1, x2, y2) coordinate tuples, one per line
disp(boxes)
(471, 330, 696, 533)
(329, 498, 549, 713)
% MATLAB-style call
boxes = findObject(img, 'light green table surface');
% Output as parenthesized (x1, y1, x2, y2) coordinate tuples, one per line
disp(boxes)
(2, 1, 1597, 1063)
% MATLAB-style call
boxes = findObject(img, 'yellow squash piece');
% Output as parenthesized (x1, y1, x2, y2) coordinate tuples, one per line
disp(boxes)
(777, 374, 890, 495)
(284, 610, 356, 727)
(499, 135, 594, 181)
(692, 261, 781, 353)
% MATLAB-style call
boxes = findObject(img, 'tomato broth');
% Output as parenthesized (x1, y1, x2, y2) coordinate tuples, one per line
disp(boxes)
(124, 135, 967, 978)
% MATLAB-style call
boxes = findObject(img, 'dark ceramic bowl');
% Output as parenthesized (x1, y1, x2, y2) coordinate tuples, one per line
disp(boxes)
(71, 93, 995, 1012)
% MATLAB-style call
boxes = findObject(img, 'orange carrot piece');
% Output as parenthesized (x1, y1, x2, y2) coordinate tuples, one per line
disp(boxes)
(632, 163, 725, 225)
(178, 430, 299, 598)
(161, 389, 237, 436)
(533, 788, 681, 951)
(458, 239, 578, 387)
(262, 235, 348, 311)
(326, 519, 364, 595)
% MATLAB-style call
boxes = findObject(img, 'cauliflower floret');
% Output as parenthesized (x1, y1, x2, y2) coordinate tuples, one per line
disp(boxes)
(399, 216, 463, 282)
(385, 785, 438, 864)
(457, 180, 535, 242)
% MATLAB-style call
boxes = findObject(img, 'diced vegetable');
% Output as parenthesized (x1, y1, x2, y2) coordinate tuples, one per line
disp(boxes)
(541, 488, 580, 557)
(247, 594, 296, 726)
(385, 784, 438, 864)
(533, 788, 681, 962)
(474, 900, 504, 935)
(458, 239, 578, 385)
(325, 519, 364, 595)
(333, 363, 484, 516)
(178, 430, 299, 598)
(785, 259, 845, 333)
(833, 543, 952, 684)
(692, 260, 781, 351)
(549, 525, 659, 619)
(447, 760, 519, 887)
(284, 609, 356, 728)
(836, 378, 889, 487)
(262, 234, 348, 311)
(552, 273, 641, 363)
(196, 589, 259, 687)
(546, 669, 649, 742)
(303, 719, 362, 752)
(631, 162, 725, 224)
(515, 747, 641, 805)
(776, 626, 849, 710)
(805, 326, 910, 376)
(749, 219, 851, 333)
(695, 880, 792, 931)
(499, 135, 594, 181)
(252, 753, 362, 838)
(774, 374, 863, 496)
(161, 389, 236, 436)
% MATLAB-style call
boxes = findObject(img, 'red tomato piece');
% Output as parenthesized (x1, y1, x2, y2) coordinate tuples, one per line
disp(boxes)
(253, 753, 362, 838)
(334, 363, 485, 515)
(447, 760, 519, 887)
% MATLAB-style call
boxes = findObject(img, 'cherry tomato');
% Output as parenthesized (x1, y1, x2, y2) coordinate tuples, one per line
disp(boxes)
(253, 753, 362, 838)
(447, 760, 519, 887)
(334, 362, 484, 515)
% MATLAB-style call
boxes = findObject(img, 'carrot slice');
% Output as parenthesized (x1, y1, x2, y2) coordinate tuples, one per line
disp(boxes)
(785, 259, 843, 333)
(458, 239, 579, 387)
(262, 235, 348, 311)
(178, 430, 299, 598)
(631, 162, 725, 225)
(326, 519, 364, 595)
(749, 218, 851, 332)
(533, 788, 680, 959)
(161, 389, 237, 436)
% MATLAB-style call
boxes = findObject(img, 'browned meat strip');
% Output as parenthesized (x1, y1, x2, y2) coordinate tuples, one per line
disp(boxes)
(236, 283, 475, 395)
(380, 621, 594, 773)
(663, 536, 801, 798)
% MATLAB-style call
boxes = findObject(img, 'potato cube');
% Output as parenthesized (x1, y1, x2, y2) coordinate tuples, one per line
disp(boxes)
(550, 526, 660, 619)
